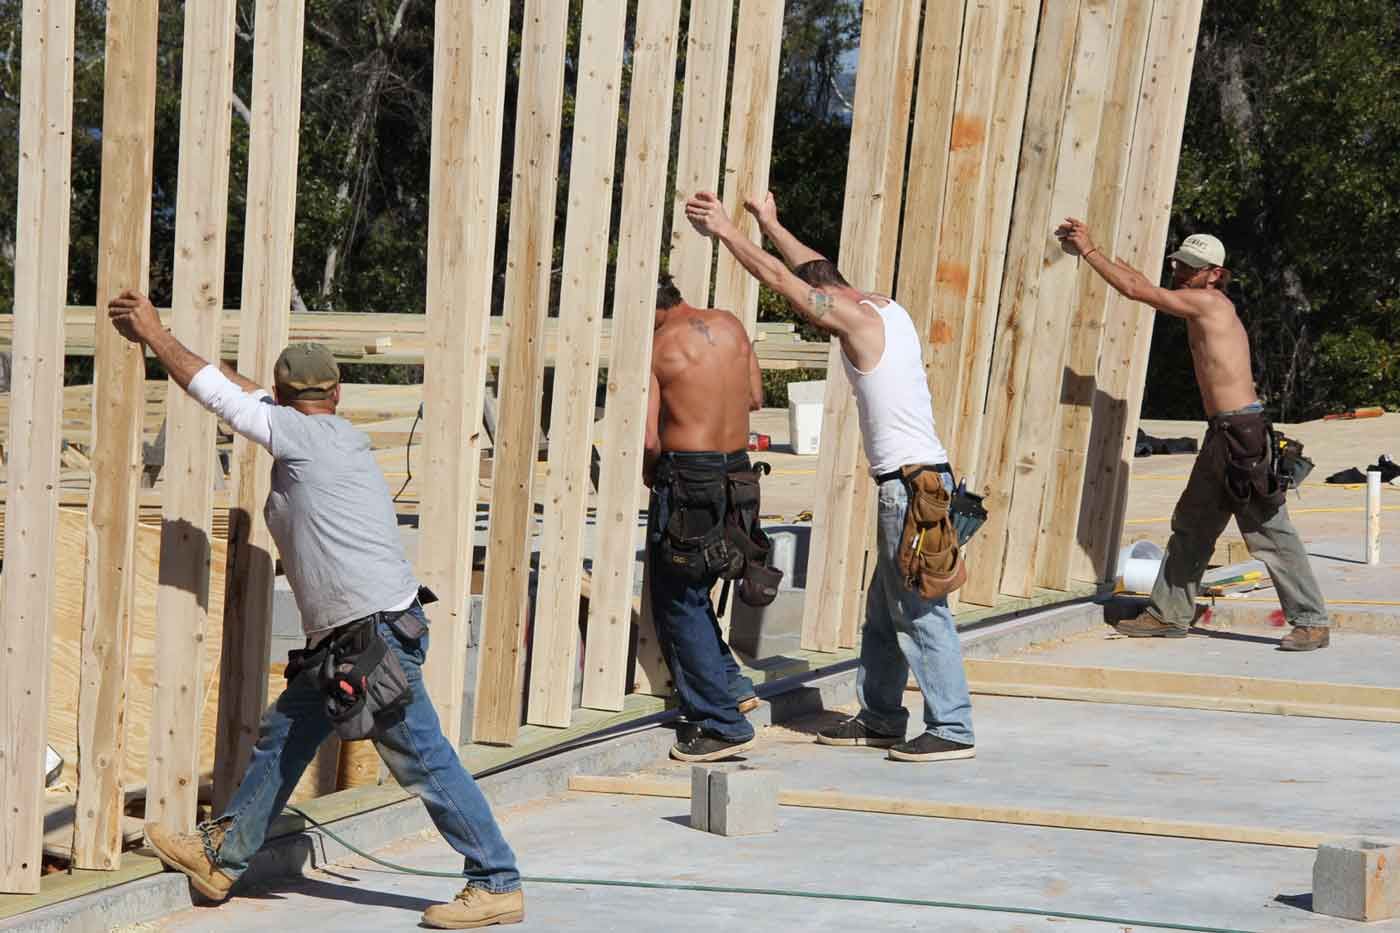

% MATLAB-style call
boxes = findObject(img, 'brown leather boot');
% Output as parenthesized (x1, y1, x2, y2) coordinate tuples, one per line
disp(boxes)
(1114, 612, 1189, 638)
(144, 822, 235, 902)
(422, 885, 525, 928)
(1279, 625, 1330, 651)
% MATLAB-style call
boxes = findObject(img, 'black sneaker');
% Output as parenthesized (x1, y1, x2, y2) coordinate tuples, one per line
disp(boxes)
(669, 732, 756, 762)
(815, 717, 902, 748)
(888, 733, 976, 763)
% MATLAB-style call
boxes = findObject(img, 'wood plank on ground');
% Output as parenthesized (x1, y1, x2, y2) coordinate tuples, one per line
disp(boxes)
(947, 0, 1040, 475)
(922, 2, 1006, 459)
(998, 0, 1119, 599)
(667, 0, 733, 305)
(567, 774, 1337, 849)
(580, 0, 682, 712)
(964, 658, 1400, 722)
(73, 0, 159, 872)
(417, 0, 510, 744)
(0, 0, 76, 894)
(527, 0, 627, 727)
(146, 0, 237, 834)
(957, 1, 1082, 608)
(1036, 0, 1153, 591)
(1074, 0, 1204, 583)
(712, 0, 784, 333)
(801, 0, 918, 653)
(475, 0, 569, 746)
(212, 0, 305, 810)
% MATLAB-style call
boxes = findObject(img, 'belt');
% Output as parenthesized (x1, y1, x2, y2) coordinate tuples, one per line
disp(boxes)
(874, 462, 952, 485)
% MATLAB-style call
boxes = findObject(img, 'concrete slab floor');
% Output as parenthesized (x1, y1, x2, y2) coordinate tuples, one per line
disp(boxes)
(145, 690, 1400, 932)
(1015, 623, 1400, 686)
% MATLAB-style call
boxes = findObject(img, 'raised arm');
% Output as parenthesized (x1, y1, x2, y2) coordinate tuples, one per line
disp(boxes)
(1055, 218, 1217, 319)
(744, 191, 824, 269)
(109, 289, 275, 448)
(685, 191, 865, 338)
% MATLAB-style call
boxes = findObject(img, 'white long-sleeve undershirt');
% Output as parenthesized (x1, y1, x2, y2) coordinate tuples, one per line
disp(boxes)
(186, 364, 274, 449)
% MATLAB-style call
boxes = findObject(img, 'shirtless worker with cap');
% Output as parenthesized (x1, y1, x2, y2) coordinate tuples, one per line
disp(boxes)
(108, 290, 525, 928)
(645, 276, 765, 762)
(685, 190, 976, 763)
(1055, 220, 1330, 651)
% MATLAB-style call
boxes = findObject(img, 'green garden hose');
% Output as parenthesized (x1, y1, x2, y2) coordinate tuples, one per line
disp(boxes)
(282, 804, 1262, 933)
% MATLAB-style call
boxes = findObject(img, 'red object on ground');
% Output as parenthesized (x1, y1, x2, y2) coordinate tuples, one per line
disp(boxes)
(1268, 609, 1286, 627)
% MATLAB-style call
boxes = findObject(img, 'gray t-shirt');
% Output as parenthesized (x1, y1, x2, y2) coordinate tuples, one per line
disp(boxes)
(187, 365, 419, 637)
(262, 405, 419, 637)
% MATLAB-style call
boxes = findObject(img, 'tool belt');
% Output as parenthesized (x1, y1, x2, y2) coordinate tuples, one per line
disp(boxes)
(891, 464, 967, 600)
(285, 604, 427, 741)
(1208, 410, 1285, 510)
(1271, 429, 1313, 494)
(654, 458, 783, 608)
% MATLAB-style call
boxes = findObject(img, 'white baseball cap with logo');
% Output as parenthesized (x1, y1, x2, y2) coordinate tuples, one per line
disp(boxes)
(1168, 233, 1226, 269)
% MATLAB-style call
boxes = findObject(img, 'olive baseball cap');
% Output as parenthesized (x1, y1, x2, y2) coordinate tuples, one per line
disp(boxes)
(274, 342, 340, 400)
(1168, 233, 1226, 269)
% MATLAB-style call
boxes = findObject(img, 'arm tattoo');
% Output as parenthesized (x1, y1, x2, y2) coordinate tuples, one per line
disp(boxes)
(808, 289, 834, 320)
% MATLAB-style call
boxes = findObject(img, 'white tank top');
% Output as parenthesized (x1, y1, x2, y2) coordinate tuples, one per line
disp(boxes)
(840, 298, 950, 476)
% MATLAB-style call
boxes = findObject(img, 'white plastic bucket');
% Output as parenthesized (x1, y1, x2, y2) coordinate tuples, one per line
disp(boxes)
(786, 380, 826, 455)
(1115, 540, 1164, 595)
(1119, 558, 1162, 595)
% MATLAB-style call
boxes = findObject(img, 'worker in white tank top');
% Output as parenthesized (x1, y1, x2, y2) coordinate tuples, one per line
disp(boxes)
(840, 297, 950, 476)
(686, 188, 976, 763)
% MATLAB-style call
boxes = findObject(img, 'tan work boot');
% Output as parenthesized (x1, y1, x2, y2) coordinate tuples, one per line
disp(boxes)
(144, 822, 235, 902)
(1115, 612, 1189, 638)
(736, 696, 761, 715)
(1280, 625, 1330, 651)
(422, 885, 524, 929)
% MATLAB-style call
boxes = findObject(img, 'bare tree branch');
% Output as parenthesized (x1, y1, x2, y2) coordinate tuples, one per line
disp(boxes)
(829, 75, 853, 113)
(230, 90, 253, 125)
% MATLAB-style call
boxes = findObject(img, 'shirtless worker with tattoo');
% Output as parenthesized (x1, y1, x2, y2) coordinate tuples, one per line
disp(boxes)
(1056, 220, 1330, 651)
(645, 276, 766, 762)
(685, 190, 976, 763)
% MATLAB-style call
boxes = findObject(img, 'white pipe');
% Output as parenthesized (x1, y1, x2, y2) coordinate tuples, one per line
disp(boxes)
(1367, 469, 1382, 565)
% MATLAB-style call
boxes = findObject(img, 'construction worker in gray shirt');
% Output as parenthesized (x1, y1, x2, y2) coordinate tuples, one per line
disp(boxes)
(109, 289, 524, 929)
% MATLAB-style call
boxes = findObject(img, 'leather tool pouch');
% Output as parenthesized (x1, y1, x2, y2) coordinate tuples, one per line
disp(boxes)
(1217, 414, 1285, 510)
(287, 617, 415, 741)
(895, 465, 967, 600)
(1271, 430, 1314, 494)
(657, 465, 740, 584)
(727, 463, 782, 607)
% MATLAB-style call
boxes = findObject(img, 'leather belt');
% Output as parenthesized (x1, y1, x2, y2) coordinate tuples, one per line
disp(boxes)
(874, 462, 952, 485)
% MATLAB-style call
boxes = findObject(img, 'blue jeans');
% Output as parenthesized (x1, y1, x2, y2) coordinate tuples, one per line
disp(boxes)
(647, 451, 756, 743)
(856, 473, 975, 745)
(210, 605, 521, 893)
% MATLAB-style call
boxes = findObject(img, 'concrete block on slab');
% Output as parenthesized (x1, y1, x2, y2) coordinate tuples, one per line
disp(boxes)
(699, 766, 779, 837)
(1313, 838, 1400, 921)
(690, 766, 711, 832)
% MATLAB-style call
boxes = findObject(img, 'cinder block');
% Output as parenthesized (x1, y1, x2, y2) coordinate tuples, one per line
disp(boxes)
(690, 766, 711, 832)
(708, 766, 778, 837)
(1313, 838, 1400, 921)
